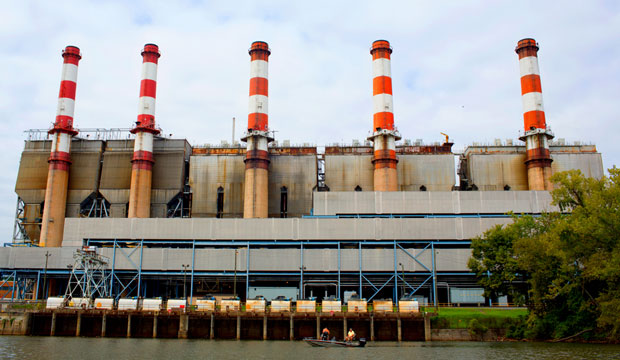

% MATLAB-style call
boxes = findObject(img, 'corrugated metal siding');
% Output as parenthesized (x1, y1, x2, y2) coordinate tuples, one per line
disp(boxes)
(551, 153, 604, 179)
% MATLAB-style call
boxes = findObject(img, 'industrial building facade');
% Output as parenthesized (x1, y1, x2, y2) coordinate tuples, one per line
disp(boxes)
(0, 39, 604, 307)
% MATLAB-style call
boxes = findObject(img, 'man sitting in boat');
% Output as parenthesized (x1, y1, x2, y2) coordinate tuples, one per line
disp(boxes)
(345, 328, 356, 342)
(321, 327, 330, 340)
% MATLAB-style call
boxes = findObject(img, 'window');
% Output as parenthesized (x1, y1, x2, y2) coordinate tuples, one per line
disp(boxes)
(280, 186, 288, 218)
(216, 187, 224, 218)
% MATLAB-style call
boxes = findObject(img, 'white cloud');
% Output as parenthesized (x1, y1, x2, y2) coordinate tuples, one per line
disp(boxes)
(1, 0, 619, 241)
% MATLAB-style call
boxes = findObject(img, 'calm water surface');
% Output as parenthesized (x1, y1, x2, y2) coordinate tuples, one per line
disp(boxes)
(1, 337, 619, 360)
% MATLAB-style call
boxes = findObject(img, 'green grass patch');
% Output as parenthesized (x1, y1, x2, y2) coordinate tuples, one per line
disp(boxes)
(430, 307, 527, 329)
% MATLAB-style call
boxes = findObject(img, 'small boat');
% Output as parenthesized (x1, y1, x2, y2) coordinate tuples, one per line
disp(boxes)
(304, 337, 367, 347)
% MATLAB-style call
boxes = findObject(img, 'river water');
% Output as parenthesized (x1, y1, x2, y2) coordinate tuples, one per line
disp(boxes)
(1, 337, 618, 360)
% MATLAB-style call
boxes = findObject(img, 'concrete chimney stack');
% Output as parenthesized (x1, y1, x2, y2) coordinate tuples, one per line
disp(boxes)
(128, 43, 161, 218)
(40, 46, 82, 247)
(368, 40, 401, 191)
(516, 38, 554, 190)
(242, 41, 273, 218)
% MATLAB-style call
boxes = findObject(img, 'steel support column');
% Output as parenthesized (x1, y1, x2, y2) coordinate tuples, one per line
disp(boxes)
(109, 239, 117, 297)
(190, 239, 195, 306)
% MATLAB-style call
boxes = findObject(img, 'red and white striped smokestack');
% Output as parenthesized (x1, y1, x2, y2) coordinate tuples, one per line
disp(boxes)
(242, 41, 273, 218)
(128, 43, 161, 218)
(516, 38, 554, 190)
(40, 46, 82, 247)
(369, 40, 400, 192)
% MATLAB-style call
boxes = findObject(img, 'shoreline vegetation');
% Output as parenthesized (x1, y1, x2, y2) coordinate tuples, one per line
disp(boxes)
(468, 169, 620, 343)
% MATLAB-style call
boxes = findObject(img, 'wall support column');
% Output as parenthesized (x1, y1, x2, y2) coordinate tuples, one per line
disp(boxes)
(424, 312, 432, 341)
(210, 313, 214, 339)
(370, 314, 375, 341)
(236, 315, 241, 340)
(126, 314, 132, 338)
(75, 311, 82, 337)
(152, 315, 158, 338)
(50, 311, 56, 336)
(101, 313, 107, 337)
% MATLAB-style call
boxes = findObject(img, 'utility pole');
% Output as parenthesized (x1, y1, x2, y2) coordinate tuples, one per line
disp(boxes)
(43, 251, 51, 299)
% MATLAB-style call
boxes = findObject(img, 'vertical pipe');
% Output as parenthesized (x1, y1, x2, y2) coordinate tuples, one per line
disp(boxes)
(109, 239, 116, 297)
(516, 38, 554, 190)
(394, 241, 398, 304)
(316, 315, 320, 339)
(35, 270, 40, 300)
(263, 314, 267, 340)
(300, 243, 304, 299)
(152, 314, 157, 338)
(432, 242, 437, 308)
(75, 311, 81, 336)
(126, 314, 132, 338)
(242, 41, 272, 218)
(40, 45, 81, 247)
(190, 240, 195, 307)
(337, 242, 341, 300)
(368, 40, 400, 192)
(11, 271, 16, 302)
(128, 43, 161, 218)
(289, 314, 294, 340)
(137, 240, 143, 297)
(358, 242, 362, 297)
(246, 243, 250, 298)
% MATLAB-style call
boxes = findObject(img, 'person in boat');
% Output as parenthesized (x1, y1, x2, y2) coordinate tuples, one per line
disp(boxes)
(321, 327, 330, 340)
(345, 328, 356, 342)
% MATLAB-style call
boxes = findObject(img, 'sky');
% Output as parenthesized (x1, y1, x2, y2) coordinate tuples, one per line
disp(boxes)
(1, 0, 619, 241)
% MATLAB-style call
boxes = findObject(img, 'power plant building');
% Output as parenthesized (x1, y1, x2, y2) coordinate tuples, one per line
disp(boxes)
(1, 39, 604, 306)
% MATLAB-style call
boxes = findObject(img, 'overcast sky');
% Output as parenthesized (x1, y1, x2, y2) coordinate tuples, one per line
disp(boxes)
(1, 1, 619, 242)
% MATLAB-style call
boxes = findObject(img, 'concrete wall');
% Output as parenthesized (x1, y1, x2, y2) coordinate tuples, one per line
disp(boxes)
(312, 191, 557, 216)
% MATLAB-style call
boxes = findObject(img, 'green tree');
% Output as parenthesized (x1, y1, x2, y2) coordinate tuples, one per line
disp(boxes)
(469, 168, 620, 340)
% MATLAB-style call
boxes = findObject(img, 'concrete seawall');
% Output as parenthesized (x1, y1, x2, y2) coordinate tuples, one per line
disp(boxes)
(16, 310, 429, 341)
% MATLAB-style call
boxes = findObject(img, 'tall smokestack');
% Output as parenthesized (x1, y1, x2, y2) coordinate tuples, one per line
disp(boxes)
(128, 44, 161, 218)
(369, 40, 400, 191)
(242, 41, 273, 218)
(39, 46, 82, 247)
(516, 38, 554, 190)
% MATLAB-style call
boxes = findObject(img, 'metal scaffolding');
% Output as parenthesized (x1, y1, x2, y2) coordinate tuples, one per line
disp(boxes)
(64, 247, 111, 301)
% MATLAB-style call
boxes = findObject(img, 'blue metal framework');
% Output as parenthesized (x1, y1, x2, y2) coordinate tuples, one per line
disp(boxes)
(77, 238, 473, 306)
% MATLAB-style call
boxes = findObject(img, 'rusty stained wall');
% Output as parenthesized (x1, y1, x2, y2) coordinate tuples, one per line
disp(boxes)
(98, 138, 190, 218)
(15, 140, 104, 240)
(189, 148, 317, 218)
(189, 154, 245, 218)
(463, 145, 604, 190)
(324, 152, 455, 192)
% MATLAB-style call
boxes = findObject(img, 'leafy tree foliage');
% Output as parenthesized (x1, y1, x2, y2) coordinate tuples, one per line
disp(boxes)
(469, 168, 620, 340)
